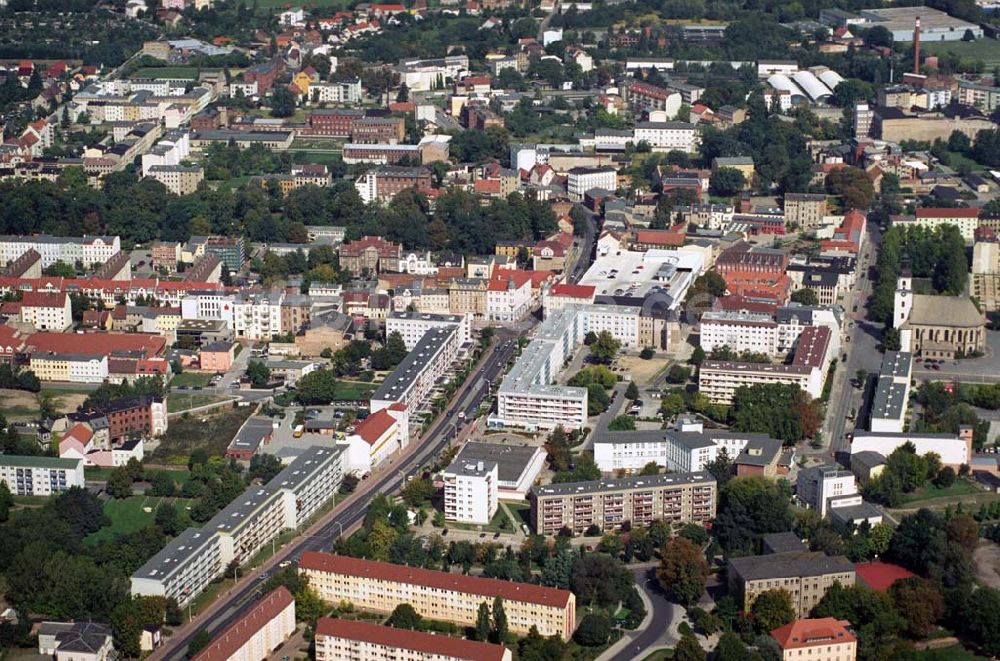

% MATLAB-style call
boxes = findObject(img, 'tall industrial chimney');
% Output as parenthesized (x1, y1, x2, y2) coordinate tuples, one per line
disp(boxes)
(914, 16, 921, 75)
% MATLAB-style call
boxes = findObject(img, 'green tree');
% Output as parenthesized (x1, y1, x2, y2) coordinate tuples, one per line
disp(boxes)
(826, 166, 875, 209)
(890, 577, 944, 638)
(674, 633, 706, 661)
(475, 601, 491, 641)
(710, 167, 746, 196)
(587, 384, 610, 415)
(105, 467, 133, 499)
(387, 603, 421, 629)
(188, 630, 212, 656)
(154, 501, 181, 536)
(714, 632, 748, 660)
(625, 381, 639, 400)
(295, 586, 327, 623)
(657, 537, 709, 606)
(492, 596, 508, 643)
(400, 477, 436, 507)
(269, 86, 296, 118)
(714, 477, 794, 554)
(750, 589, 795, 634)
(790, 288, 818, 306)
(0, 481, 12, 523)
(608, 415, 636, 431)
(640, 461, 660, 476)
(574, 613, 612, 647)
(588, 331, 621, 364)
(246, 360, 271, 388)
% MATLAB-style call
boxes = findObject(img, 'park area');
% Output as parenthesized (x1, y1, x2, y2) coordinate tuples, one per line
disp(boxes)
(85, 494, 193, 545)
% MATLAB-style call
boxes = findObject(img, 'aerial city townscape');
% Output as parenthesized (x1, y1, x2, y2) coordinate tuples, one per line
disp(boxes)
(3, 0, 1000, 659)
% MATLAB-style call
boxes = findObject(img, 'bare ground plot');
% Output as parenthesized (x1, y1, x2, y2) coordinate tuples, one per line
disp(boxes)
(616, 355, 670, 386)
(973, 541, 1000, 589)
(0, 388, 87, 420)
(151, 406, 254, 465)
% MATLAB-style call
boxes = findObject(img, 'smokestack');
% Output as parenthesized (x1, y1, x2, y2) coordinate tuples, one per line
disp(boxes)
(914, 16, 921, 75)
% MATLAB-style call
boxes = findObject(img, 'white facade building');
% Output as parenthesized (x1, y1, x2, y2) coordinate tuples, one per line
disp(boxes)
(385, 311, 471, 350)
(851, 430, 973, 469)
(442, 458, 498, 525)
(0, 234, 120, 268)
(567, 167, 618, 201)
(232, 290, 284, 340)
(309, 79, 362, 104)
(369, 326, 461, 414)
(633, 121, 698, 153)
(0, 456, 85, 496)
(131, 445, 344, 607)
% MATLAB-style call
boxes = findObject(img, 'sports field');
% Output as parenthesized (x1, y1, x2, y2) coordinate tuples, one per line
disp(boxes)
(920, 38, 1000, 68)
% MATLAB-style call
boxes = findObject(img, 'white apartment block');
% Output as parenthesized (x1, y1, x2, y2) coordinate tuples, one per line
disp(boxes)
(796, 465, 858, 517)
(870, 351, 912, 433)
(369, 326, 461, 414)
(141, 130, 191, 176)
(181, 292, 236, 325)
(0, 456, 85, 496)
(232, 290, 284, 340)
(851, 429, 973, 469)
(699, 306, 841, 358)
(633, 121, 699, 153)
(567, 167, 618, 201)
(443, 458, 498, 525)
(593, 418, 778, 474)
(20, 292, 73, 331)
(385, 311, 471, 350)
(698, 361, 823, 404)
(316, 619, 512, 661)
(310, 79, 362, 104)
(131, 446, 344, 607)
(191, 587, 296, 661)
(493, 304, 644, 431)
(486, 276, 532, 322)
(301, 552, 576, 640)
(229, 81, 259, 99)
(893, 208, 980, 243)
(0, 234, 120, 268)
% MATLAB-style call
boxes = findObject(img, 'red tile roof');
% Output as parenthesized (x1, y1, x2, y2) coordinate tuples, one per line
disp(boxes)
(300, 552, 573, 608)
(854, 561, 915, 592)
(20, 291, 68, 308)
(770, 618, 855, 651)
(475, 179, 502, 195)
(191, 587, 294, 661)
(316, 618, 509, 661)
(353, 408, 397, 445)
(26, 332, 165, 359)
(634, 229, 685, 247)
(549, 283, 595, 299)
(915, 207, 979, 219)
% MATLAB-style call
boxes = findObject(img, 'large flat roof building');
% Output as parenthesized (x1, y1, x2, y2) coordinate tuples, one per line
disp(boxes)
(728, 551, 856, 617)
(531, 471, 716, 535)
(131, 446, 344, 607)
(300, 552, 576, 640)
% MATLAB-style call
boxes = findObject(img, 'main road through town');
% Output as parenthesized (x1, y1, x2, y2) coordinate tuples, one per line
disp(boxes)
(152, 333, 521, 660)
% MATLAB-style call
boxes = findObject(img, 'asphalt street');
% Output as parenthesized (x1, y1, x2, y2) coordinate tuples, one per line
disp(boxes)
(606, 566, 679, 661)
(153, 333, 519, 660)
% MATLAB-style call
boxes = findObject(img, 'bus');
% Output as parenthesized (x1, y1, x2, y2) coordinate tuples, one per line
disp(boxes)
(292, 424, 304, 438)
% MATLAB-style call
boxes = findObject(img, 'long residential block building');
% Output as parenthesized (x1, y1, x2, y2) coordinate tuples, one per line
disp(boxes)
(385, 311, 471, 350)
(0, 234, 120, 268)
(191, 587, 296, 661)
(728, 551, 856, 618)
(530, 471, 716, 535)
(369, 325, 461, 414)
(300, 552, 576, 640)
(0, 455, 85, 496)
(131, 446, 344, 607)
(316, 618, 512, 661)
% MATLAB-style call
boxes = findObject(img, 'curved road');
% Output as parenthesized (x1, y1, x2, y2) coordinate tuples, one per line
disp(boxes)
(153, 334, 519, 660)
(606, 566, 679, 661)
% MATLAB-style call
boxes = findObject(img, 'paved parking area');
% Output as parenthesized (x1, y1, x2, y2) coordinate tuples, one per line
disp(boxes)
(913, 332, 1000, 383)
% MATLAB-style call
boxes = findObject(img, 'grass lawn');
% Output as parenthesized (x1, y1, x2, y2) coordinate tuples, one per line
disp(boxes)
(920, 38, 1000, 68)
(86, 495, 193, 545)
(168, 393, 231, 413)
(333, 380, 377, 401)
(944, 150, 987, 172)
(152, 405, 253, 464)
(642, 651, 673, 661)
(291, 150, 344, 167)
(170, 372, 212, 388)
(909, 644, 989, 660)
(11, 494, 51, 507)
(449, 507, 515, 533)
(130, 66, 199, 79)
(900, 479, 981, 505)
(506, 501, 531, 528)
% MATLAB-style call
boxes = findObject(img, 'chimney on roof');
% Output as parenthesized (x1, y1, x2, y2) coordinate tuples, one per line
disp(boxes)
(913, 16, 921, 75)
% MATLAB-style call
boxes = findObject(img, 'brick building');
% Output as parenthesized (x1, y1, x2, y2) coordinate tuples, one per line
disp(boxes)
(339, 236, 403, 275)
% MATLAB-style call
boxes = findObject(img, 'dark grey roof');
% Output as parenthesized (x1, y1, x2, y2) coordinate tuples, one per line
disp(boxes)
(371, 325, 457, 403)
(53, 622, 112, 654)
(761, 531, 808, 554)
(881, 351, 913, 380)
(729, 551, 855, 581)
(871, 375, 906, 421)
(735, 436, 784, 467)
(850, 450, 886, 471)
(829, 501, 883, 526)
(532, 470, 714, 498)
(452, 442, 542, 484)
